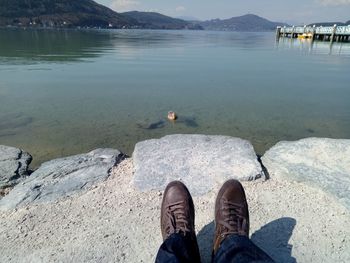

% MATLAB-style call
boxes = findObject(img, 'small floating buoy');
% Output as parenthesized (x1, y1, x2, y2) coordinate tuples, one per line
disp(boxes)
(167, 111, 177, 121)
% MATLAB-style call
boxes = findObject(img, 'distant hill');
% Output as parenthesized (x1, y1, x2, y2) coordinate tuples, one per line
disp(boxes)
(122, 11, 202, 30)
(176, 16, 200, 22)
(0, 0, 138, 28)
(197, 14, 288, 31)
(347, 20, 350, 25)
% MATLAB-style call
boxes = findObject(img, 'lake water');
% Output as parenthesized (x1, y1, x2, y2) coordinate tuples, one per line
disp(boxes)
(1, 28, 350, 167)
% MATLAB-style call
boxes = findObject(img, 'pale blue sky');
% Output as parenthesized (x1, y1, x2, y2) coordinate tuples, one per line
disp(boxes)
(96, 0, 350, 24)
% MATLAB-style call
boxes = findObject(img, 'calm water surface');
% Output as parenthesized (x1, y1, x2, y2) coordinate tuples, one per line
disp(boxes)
(1, 29, 350, 167)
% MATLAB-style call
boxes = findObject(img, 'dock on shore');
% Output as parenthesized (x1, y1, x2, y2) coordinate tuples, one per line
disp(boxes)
(276, 25, 350, 43)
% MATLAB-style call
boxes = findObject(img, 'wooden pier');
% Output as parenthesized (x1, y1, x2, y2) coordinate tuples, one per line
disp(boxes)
(276, 25, 350, 44)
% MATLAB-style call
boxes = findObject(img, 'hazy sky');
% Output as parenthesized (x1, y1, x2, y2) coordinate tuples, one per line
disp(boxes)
(96, 0, 350, 24)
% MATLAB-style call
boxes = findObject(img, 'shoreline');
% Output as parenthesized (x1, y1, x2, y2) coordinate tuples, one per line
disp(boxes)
(1, 134, 347, 170)
(3, 132, 346, 172)
(1, 135, 350, 208)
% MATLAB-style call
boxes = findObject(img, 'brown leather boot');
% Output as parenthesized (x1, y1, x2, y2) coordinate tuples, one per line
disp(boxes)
(213, 179, 250, 255)
(160, 181, 196, 240)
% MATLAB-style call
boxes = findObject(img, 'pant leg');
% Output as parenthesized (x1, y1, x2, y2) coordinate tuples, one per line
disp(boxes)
(155, 233, 201, 263)
(213, 235, 275, 263)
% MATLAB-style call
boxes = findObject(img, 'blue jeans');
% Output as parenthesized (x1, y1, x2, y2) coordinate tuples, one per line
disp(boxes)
(155, 233, 275, 263)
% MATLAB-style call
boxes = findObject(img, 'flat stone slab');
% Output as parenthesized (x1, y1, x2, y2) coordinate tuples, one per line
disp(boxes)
(0, 148, 123, 210)
(262, 138, 350, 210)
(133, 134, 264, 195)
(0, 145, 32, 189)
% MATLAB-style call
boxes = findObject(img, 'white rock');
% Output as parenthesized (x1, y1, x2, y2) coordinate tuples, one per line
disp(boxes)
(0, 148, 123, 210)
(262, 138, 350, 210)
(133, 134, 263, 195)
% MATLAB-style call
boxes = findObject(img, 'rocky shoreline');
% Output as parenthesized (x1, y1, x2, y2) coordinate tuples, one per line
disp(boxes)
(0, 134, 350, 262)
(1, 134, 349, 211)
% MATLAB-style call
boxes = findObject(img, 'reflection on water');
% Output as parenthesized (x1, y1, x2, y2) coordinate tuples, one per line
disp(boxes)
(0, 29, 350, 167)
(136, 116, 198, 130)
(0, 29, 117, 63)
(276, 37, 350, 56)
(0, 29, 271, 63)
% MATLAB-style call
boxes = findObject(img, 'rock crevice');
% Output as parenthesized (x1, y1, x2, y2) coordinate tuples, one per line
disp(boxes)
(0, 145, 32, 190)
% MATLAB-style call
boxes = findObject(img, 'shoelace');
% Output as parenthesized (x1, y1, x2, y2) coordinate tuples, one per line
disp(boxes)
(217, 199, 247, 238)
(165, 201, 191, 236)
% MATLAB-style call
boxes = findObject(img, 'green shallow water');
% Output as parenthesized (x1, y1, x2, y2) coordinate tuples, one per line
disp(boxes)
(1, 29, 350, 167)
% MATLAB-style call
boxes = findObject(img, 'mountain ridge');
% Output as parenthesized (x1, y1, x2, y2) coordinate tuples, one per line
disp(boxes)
(196, 14, 289, 31)
(121, 11, 202, 30)
(0, 1, 292, 31)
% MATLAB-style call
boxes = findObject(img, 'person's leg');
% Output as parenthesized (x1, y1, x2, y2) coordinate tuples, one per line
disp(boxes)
(212, 179, 275, 263)
(213, 235, 274, 263)
(155, 181, 201, 263)
(156, 232, 200, 263)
